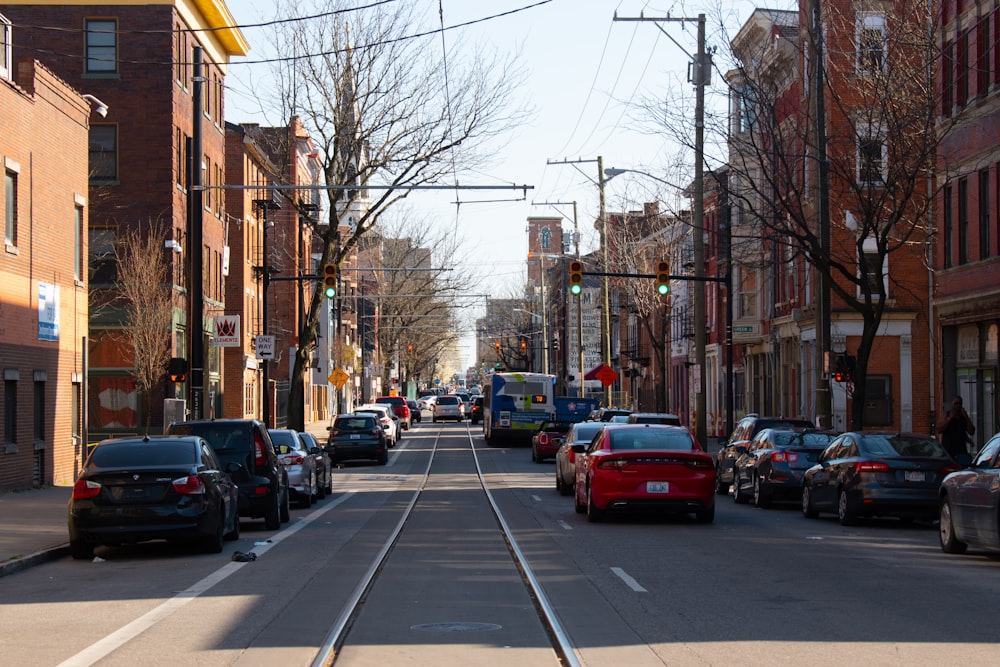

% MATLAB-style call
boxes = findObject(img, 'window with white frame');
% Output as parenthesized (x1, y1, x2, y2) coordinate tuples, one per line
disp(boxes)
(859, 236, 887, 298)
(857, 12, 886, 75)
(0, 14, 11, 81)
(857, 123, 886, 185)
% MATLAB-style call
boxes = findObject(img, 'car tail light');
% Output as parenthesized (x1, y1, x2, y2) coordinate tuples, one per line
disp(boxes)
(597, 458, 628, 470)
(772, 451, 799, 463)
(72, 479, 102, 499)
(172, 475, 205, 494)
(254, 432, 267, 468)
(854, 461, 891, 473)
(568, 450, 575, 463)
(539, 433, 550, 446)
(281, 454, 305, 466)
(329, 430, 341, 438)
(371, 428, 382, 436)
(685, 458, 714, 470)
(940, 464, 962, 476)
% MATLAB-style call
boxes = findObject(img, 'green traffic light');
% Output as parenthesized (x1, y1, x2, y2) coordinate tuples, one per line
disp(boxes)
(324, 286, 336, 298)
(657, 284, 669, 296)
(569, 284, 582, 296)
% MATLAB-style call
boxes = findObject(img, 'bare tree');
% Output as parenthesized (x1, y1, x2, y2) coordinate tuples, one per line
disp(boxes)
(114, 221, 174, 431)
(641, 2, 956, 429)
(261, 1, 527, 429)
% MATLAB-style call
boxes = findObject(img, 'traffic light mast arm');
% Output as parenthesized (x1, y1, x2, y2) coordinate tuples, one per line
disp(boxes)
(580, 270, 726, 283)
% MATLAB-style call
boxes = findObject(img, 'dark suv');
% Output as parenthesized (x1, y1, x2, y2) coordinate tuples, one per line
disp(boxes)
(375, 395, 411, 430)
(165, 419, 290, 530)
(714, 415, 815, 495)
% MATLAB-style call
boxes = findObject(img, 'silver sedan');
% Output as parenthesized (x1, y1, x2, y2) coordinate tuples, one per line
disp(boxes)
(554, 421, 605, 496)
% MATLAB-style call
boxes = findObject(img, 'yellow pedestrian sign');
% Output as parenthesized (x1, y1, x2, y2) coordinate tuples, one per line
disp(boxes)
(328, 368, 349, 389)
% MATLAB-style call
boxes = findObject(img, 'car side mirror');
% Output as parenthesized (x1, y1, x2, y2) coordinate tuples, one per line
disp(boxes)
(571, 444, 586, 454)
(225, 461, 244, 474)
(953, 453, 973, 467)
(735, 445, 747, 455)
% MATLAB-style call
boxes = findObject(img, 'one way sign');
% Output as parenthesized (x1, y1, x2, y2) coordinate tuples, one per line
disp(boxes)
(255, 335, 275, 359)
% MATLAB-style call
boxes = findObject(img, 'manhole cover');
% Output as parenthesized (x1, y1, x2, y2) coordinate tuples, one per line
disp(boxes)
(410, 622, 502, 632)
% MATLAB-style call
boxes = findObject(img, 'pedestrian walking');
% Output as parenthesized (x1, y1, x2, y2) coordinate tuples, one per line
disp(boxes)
(938, 396, 975, 460)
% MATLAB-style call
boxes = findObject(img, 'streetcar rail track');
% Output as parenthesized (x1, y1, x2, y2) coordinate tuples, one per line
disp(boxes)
(310, 419, 581, 667)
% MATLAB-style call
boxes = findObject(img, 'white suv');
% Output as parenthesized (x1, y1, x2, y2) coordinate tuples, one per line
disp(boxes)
(354, 404, 399, 446)
(432, 395, 464, 422)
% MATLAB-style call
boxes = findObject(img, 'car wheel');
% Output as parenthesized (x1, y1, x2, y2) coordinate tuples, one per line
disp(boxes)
(433, 417, 438, 423)
(279, 488, 291, 523)
(327, 469, 335, 496)
(714, 466, 730, 495)
(202, 510, 225, 554)
(300, 480, 313, 508)
(586, 485, 605, 523)
(753, 475, 772, 508)
(733, 471, 750, 504)
(574, 486, 586, 514)
(837, 488, 858, 526)
(69, 539, 94, 560)
(317, 469, 327, 499)
(939, 497, 968, 554)
(264, 490, 281, 530)
(555, 474, 564, 494)
(378, 451, 388, 465)
(695, 504, 715, 524)
(801, 485, 819, 518)
(224, 506, 240, 541)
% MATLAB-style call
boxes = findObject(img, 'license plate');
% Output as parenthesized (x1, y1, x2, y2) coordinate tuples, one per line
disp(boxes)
(904, 471, 925, 482)
(350, 434, 361, 439)
(647, 481, 670, 493)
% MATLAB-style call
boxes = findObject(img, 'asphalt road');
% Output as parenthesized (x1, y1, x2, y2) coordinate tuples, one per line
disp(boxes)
(2, 419, 999, 666)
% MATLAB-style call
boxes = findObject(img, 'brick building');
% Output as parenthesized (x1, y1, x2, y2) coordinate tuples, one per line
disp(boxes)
(1, 1, 249, 437)
(1, 53, 90, 490)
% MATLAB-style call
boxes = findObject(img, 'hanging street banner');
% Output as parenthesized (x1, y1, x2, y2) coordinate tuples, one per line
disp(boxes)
(212, 315, 240, 347)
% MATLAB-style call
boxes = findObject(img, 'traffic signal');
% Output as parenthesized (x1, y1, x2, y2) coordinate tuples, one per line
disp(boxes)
(833, 354, 852, 382)
(569, 260, 583, 296)
(167, 357, 188, 383)
(322, 263, 337, 298)
(656, 260, 670, 295)
(494, 341, 501, 353)
(520, 340, 527, 353)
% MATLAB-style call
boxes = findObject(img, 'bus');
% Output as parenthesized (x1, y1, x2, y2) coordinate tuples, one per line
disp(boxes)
(483, 372, 556, 446)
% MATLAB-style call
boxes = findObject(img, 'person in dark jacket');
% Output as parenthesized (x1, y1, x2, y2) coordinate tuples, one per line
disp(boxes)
(938, 396, 975, 459)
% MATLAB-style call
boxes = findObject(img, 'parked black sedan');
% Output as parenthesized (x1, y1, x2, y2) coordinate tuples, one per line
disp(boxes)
(731, 428, 839, 507)
(68, 435, 240, 559)
(802, 431, 962, 525)
(939, 431, 1000, 554)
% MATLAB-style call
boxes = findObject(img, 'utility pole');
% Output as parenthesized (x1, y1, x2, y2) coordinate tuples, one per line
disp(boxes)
(613, 12, 710, 445)
(546, 158, 615, 407)
(189, 47, 204, 420)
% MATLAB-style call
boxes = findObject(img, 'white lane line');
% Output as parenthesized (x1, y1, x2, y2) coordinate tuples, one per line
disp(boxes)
(531, 494, 542, 502)
(57, 492, 355, 667)
(557, 520, 573, 530)
(611, 566, 648, 593)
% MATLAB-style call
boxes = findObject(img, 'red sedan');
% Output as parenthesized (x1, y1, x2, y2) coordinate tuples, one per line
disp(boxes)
(573, 424, 716, 523)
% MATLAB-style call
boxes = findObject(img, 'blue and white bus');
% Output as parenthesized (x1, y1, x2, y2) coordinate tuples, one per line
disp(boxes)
(483, 372, 556, 446)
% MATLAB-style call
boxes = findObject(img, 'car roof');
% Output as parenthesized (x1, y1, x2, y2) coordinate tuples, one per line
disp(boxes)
(95, 434, 204, 447)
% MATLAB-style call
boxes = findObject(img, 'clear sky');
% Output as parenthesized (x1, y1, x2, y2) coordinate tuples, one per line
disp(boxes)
(224, 0, 753, 367)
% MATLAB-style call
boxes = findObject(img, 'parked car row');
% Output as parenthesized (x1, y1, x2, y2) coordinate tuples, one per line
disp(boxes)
(69, 418, 341, 559)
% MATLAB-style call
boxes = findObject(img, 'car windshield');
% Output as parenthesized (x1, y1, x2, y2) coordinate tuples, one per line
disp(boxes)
(438, 397, 459, 405)
(774, 431, 839, 448)
(862, 434, 950, 458)
(609, 429, 693, 451)
(571, 424, 604, 443)
(168, 423, 245, 451)
(89, 442, 194, 467)
(335, 417, 377, 431)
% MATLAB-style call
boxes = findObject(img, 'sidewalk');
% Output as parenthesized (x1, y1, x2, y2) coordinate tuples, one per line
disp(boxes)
(0, 484, 72, 577)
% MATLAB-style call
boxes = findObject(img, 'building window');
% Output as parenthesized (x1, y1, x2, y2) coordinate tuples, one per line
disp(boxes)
(857, 12, 886, 75)
(4, 376, 16, 446)
(0, 13, 11, 81)
(956, 29, 969, 108)
(74, 203, 84, 282)
(737, 266, 757, 319)
(858, 131, 886, 186)
(89, 227, 117, 284)
(976, 17, 990, 97)
(863, 375, 892, 426)
(4, 167, 16, 248)
(85, 19, 117, 73)
(958, 177, 969, 265)
(33, 379, 45, 442)
(89, 124, 117, 181)
(943, 184, 953, 268)
(980, 170, 991, 261)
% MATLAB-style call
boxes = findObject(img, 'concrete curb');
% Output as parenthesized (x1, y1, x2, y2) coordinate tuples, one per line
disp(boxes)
(0, 544, 69, 578)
